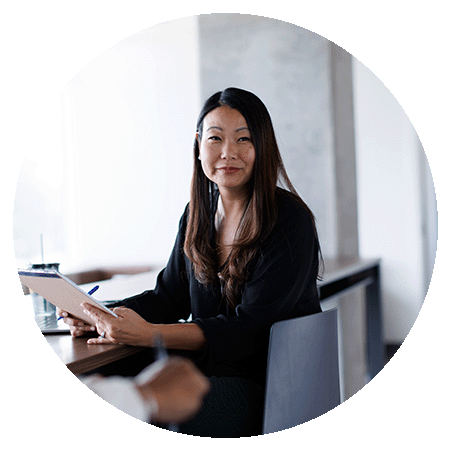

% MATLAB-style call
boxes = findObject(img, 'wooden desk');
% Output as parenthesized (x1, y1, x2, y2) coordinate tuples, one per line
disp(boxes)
(45, 334, 144, 376)
(44, 257, 383, 378)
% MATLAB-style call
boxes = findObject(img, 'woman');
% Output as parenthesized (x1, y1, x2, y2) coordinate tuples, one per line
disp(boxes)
(63, 87, 322, 437)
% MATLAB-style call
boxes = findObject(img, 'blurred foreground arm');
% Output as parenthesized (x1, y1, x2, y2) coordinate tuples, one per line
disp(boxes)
(84, 357, 210, 423)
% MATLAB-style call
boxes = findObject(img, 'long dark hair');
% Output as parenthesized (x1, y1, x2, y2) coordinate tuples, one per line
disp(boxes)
(184, 87, 319, 307)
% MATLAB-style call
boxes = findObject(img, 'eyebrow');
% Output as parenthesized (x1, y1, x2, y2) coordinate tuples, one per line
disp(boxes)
(206, 126, 250, 133)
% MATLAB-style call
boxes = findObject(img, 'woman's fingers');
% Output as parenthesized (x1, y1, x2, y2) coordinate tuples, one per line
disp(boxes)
(65, 316, 96, 330)
(70, 327, 88, 337)
(81, 303, 149, 346)
(82, 303, 113, 324)
(87, 333, 117, 345)
(69, 323, 97, 337)
(58, 309, 74, 324)
(57, 307, 96, 337)
(72, 323, 96, 331)
(81, 303, 117, 344)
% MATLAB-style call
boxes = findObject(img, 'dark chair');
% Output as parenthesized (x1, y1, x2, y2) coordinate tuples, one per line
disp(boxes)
(263, 309, 341, 434)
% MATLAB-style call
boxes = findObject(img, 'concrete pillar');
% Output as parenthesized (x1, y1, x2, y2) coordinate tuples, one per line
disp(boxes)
(329, 42, 366, 399)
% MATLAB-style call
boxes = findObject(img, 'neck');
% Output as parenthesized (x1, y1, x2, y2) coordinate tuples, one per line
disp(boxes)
(217, 188, 249, 218)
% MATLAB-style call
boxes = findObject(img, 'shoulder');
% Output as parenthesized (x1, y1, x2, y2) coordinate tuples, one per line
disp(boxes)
(275, 188, 315, 232)
(182, 202, 190, 218)
(175, 203, 190, 239)
(255, 188, 319, 267)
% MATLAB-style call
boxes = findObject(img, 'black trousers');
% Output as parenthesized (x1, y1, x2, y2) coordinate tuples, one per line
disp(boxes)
(176, 376, 265, 438)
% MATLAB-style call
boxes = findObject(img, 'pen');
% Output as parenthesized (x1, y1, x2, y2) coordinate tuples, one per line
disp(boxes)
(152, 335, 178, 433)
(87, 285, 100, 296)
(134, 334, 176, 428)
(153, 333, 169, 361)
(57, 285, 100, 320)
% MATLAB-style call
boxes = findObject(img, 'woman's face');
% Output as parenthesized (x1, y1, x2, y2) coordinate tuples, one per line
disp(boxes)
(197, 106, 256, 197)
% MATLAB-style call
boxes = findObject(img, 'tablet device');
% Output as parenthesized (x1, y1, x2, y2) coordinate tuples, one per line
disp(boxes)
(18, 268, 118, 325)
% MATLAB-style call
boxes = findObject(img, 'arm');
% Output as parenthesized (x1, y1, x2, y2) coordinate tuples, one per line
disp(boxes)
(84, 356, 210, 423)
(82, 303, 207, 351)
(193, 201, 321, 364)
(83, 375, 152, 422)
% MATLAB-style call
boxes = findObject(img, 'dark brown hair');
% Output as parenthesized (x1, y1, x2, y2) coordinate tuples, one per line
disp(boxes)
(184, 88, 319, 307)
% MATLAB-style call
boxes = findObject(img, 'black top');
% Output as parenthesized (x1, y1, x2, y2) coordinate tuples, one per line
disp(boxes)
(120, 188, 321, 385)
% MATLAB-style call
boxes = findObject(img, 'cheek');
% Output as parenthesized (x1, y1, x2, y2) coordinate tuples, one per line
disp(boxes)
(200, 159, 210, 176)
(200, 149, 213, 165)
(199, 150, 216, 176)
(200, 145, 220, 164)
(243, 148, 256, 166)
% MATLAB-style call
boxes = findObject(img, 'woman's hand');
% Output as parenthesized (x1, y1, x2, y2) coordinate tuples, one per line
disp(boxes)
(81, 303, 153, 346)
(56, 307, 96, 338)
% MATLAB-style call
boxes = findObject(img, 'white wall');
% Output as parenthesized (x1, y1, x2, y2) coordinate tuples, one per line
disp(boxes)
(14, 89, 68, 266)
(353, 58, 435, 342)
(58, 17, 201, 270)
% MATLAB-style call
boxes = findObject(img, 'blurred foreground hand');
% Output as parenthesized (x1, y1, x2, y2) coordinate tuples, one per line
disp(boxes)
(135, 357, 210, 424)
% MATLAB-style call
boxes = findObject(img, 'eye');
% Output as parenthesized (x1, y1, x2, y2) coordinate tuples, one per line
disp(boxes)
(208, 135, 221, 141)
(238, 136, 251, 142)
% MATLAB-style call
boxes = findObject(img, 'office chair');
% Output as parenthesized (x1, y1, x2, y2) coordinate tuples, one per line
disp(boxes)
(263, 308, 340, 434)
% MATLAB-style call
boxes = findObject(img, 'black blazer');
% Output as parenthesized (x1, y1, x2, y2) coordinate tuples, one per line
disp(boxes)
(120, 188, 321, 385)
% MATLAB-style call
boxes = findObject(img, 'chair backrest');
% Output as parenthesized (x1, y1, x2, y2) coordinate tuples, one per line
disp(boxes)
(263, 308, 340, 434)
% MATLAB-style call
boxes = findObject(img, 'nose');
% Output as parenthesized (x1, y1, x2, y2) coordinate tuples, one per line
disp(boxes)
(221, 141, 237, 160)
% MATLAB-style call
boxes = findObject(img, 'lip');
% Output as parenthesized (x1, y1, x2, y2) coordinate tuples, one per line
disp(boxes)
(218, 166, 241, 174)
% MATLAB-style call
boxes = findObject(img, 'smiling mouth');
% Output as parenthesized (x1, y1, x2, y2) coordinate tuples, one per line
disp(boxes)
(218, 167, 240, 174)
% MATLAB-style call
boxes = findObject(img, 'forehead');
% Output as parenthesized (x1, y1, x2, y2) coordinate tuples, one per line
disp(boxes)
(203, 106, 248, 130)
